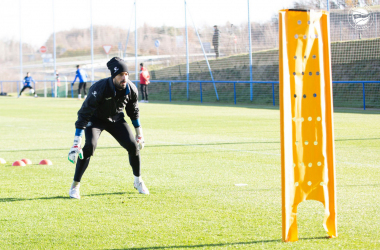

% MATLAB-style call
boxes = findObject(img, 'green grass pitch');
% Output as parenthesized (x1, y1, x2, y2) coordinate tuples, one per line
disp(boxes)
(0, 97, 379, 249)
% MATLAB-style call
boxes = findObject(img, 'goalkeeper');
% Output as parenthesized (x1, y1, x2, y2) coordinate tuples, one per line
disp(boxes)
(68, 57, 149, 199)
(19, 72, 37, 97)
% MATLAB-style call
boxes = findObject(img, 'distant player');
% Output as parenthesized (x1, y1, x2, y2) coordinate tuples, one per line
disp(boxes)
(139, 63, 150, 103)
(71, 65, 88, 100)
(19, 72, 37, 97)
(67, 57, 149, 199)
(56, 71, 61, 98)
(212, 25, 221, 59)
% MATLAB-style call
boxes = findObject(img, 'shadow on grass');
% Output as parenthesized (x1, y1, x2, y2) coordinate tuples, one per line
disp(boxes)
(109, 239, 282, 250)
(1, 136, 379, 154)
(335, 138, 380, 142)
(109, 236, 333, 250)
(299, 236, 332, 241)
(84, 192, 137, 197)
(0, 192, 133, 202)
(337, 183, 380, 188)
(147, 141, 280, 148)
(0, 141, 280, 153)
(0, 196, 69, 202)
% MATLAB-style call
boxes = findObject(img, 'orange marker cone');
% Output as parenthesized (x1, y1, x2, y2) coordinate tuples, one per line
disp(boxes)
(39, 159, 53, 165)
(21, 159, 32, 165)
(12, 160, 26, 166)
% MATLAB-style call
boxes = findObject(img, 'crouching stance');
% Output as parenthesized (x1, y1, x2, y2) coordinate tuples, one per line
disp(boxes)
(68, 57, 149, 199)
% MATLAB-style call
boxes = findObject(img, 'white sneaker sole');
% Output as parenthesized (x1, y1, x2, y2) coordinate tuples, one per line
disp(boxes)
(69, 190, 80, 199)
(134, 182, 150, 195)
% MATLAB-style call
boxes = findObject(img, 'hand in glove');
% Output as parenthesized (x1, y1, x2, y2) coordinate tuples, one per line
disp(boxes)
(68, 136, 83, 164)
(135, 127, 144, 150)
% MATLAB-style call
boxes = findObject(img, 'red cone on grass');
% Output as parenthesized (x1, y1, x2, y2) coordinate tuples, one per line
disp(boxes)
(12, 160, 26, 166)
(39, 159, 53, 165)
(21, 158, 32, 165)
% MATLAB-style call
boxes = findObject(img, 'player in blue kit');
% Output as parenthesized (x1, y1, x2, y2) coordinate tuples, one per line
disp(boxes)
(19, 72, 37, 97)
(72, 65, 88, 100)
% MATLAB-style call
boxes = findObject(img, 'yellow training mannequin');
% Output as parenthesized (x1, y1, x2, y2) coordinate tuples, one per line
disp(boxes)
(279, 9, 337, 242)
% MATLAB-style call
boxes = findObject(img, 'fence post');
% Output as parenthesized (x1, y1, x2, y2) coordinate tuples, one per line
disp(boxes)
(169, 82, 172, 102)
(248, 0, 253, 101)
(185, 0, 189, 101)
(134, 0, 138, 83)
(71, 84, 74, 98)
(234, 82, 236, 105)
(17, 81, 20, 97)
(51, 81, 54, 97)
(272, 83, 275, 106)
(200, 82, 202, 103)
(362, 82, 366, 110)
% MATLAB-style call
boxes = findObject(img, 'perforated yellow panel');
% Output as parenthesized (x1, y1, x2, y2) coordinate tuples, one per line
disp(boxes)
(279, 9, 337, 242)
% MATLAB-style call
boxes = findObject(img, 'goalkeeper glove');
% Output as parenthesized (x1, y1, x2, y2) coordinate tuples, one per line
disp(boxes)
(135, 127, 144, 150)
(68, 136, 83, 164)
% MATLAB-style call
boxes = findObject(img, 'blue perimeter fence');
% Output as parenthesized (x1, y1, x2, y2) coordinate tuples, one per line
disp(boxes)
(1, 80, 379, 110)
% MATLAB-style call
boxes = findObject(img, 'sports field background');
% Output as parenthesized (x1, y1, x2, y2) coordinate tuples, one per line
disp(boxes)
(0, 98, 379, 249)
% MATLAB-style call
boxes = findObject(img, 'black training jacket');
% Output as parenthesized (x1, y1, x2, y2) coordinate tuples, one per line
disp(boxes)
(75, 77, 139, 129)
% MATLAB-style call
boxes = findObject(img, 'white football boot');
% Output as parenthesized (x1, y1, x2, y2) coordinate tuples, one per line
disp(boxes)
(134, 178, 149, 195)
(69, 181, 81, 199)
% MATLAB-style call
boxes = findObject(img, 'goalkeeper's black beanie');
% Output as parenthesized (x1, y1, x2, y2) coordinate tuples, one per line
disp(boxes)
(107, 57, 128, 78)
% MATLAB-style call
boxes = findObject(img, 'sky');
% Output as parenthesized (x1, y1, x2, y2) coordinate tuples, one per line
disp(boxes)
(0, 0, 297, 47)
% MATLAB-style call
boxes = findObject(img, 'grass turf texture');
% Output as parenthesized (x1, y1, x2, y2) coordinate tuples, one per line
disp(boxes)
(0, 98, 379, 249)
